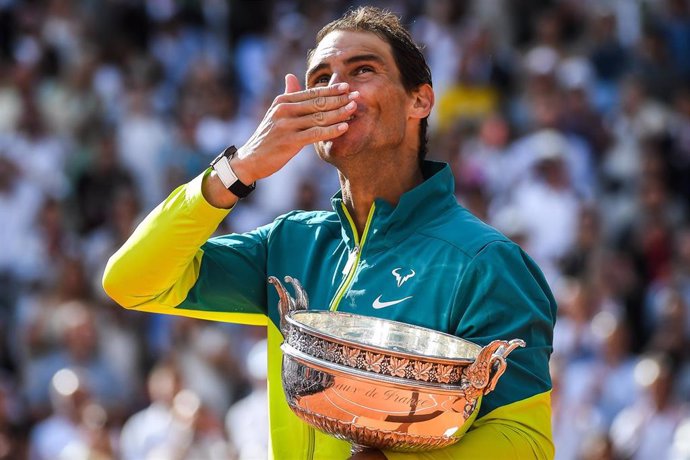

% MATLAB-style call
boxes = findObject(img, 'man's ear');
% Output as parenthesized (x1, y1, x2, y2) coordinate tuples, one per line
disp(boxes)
(409, 84, 434, 120)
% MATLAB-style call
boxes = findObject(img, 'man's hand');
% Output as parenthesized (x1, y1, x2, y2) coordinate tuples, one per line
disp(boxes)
(202, 74, 358, 208)
(233, 74, 358, 183)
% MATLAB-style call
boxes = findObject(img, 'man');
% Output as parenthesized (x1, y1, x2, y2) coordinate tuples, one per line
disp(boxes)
(103, 7, 556, 459)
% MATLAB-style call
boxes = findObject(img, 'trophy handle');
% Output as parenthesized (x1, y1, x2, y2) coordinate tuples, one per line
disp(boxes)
(285, 275, 309, 311)
(464, 339, 525, 397)
(268, 276, 309, 333)
(484, 339, 526, 395)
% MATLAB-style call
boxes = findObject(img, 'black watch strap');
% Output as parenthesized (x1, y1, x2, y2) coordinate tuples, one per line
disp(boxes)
(210, 146, 256, 198)
(228, 178, 255, 198)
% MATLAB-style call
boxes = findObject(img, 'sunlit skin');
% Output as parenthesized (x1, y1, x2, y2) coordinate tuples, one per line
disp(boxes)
(304, 31, 433, 229)
(306, 31, 414, 163)
(202, 30, 433, 234)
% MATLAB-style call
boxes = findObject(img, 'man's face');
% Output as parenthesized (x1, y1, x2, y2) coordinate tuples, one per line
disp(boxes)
(306, 30, 416, 162)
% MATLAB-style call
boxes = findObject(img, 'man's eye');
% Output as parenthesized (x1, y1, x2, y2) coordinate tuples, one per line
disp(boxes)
(355, 66, 373, 75)
(313, 75, 331, 86)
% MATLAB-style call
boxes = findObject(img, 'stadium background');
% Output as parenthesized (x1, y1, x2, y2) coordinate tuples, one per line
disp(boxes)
(0, 0, 689, 458)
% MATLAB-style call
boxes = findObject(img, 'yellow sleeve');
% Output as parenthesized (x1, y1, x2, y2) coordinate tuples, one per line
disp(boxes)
(102, 170, 229, 311)
(384, 391, 554, 460)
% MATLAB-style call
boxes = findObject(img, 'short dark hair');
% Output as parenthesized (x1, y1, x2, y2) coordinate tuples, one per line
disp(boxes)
(308, 6, 433, 163)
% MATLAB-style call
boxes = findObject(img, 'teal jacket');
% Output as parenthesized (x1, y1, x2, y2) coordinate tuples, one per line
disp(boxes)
(104, 161, 557, 459)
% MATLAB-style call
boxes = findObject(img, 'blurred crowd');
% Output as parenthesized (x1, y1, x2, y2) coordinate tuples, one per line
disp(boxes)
(0, 0, 689, 459)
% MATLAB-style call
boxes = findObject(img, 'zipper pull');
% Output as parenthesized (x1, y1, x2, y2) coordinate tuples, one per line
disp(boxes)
(342, 246, 360, 276)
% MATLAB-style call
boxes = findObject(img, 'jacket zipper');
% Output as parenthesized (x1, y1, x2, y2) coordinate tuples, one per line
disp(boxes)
(329, 203, 375, 311)
(306, 203, 374, 458)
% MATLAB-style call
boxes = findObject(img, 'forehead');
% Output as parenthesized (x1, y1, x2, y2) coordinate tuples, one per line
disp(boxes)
(308, 30, 395, 68)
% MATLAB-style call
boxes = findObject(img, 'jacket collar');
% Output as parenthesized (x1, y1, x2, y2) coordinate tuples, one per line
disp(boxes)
(331, 161, 457, 252)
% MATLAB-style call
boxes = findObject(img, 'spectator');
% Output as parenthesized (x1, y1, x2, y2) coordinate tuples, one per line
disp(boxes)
(119, 362, 183, 460)
(226, 338, 268, 460)
(668, 86, 690, 203)
(73, 133, 135, 235)
(161, 112, 206, 191)
(137, 388, 232, 460)
(551, 356, 606, 460)
(170, 319, 247, 420)
(601, 76, 670, 205)
(455, 112, 512, 204)
(504, 130, 583, 282)
(0, 153, 44, 289)
(10, 102, 69, 199)
(194, 80, 254, 158)
(0, 378, 23, 460)
(557, 57, 611, 162)
(586, 11, 628, 115)
(116, 85, 169, 209)
(610, 353, 687, 459)
(23, 300, 127, 420)
(560, 205, 605, 279)
(410, 0, 462, 101)
(564, 313, 640, 427)
(29, 368, 90, 460)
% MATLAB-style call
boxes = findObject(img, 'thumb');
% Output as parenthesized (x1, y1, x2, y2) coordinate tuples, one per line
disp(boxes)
(284, 74, 301, 94)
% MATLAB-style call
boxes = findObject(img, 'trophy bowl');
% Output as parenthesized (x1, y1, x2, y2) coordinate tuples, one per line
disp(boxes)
(269, 276, 525, 452)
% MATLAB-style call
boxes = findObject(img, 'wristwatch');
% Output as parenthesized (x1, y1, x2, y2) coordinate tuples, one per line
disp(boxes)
(210, 146, 256, 198)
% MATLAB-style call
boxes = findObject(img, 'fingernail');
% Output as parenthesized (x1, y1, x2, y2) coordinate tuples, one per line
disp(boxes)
(337, 83, 349, 91)
(337, 123, 348, 131)
(346, 101, 356, 110)
(348, 91, 360, 100)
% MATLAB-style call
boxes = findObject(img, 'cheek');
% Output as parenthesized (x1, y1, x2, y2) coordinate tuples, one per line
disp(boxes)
(356, 81, 404, 108)
(387, 88, 414, 116)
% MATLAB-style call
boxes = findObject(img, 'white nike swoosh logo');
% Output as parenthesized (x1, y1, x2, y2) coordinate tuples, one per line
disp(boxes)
(372, 295, 413, 309)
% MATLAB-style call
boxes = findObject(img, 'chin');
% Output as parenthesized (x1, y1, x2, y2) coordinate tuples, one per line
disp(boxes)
(317, 136, 357, 162)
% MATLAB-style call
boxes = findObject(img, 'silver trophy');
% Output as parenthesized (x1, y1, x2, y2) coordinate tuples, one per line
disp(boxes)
(269, 276, 524, 453)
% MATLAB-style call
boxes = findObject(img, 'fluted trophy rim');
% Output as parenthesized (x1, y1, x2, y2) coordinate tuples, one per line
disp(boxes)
(285, 310, 482, 365)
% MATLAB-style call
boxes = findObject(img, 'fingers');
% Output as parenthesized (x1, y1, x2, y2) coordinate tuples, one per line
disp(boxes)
(294, 99, 357, 129)
(247, 75, 357, 158)
(277, 75, 360, 119)
(298, 122, 350, 144)
(277, 90, 359, 118)
(278, 82, 350, 104)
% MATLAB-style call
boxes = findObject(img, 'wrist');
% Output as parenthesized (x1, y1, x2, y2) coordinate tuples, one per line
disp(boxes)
(210, 146, 256, 199)
(229, 147, 257, 185)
